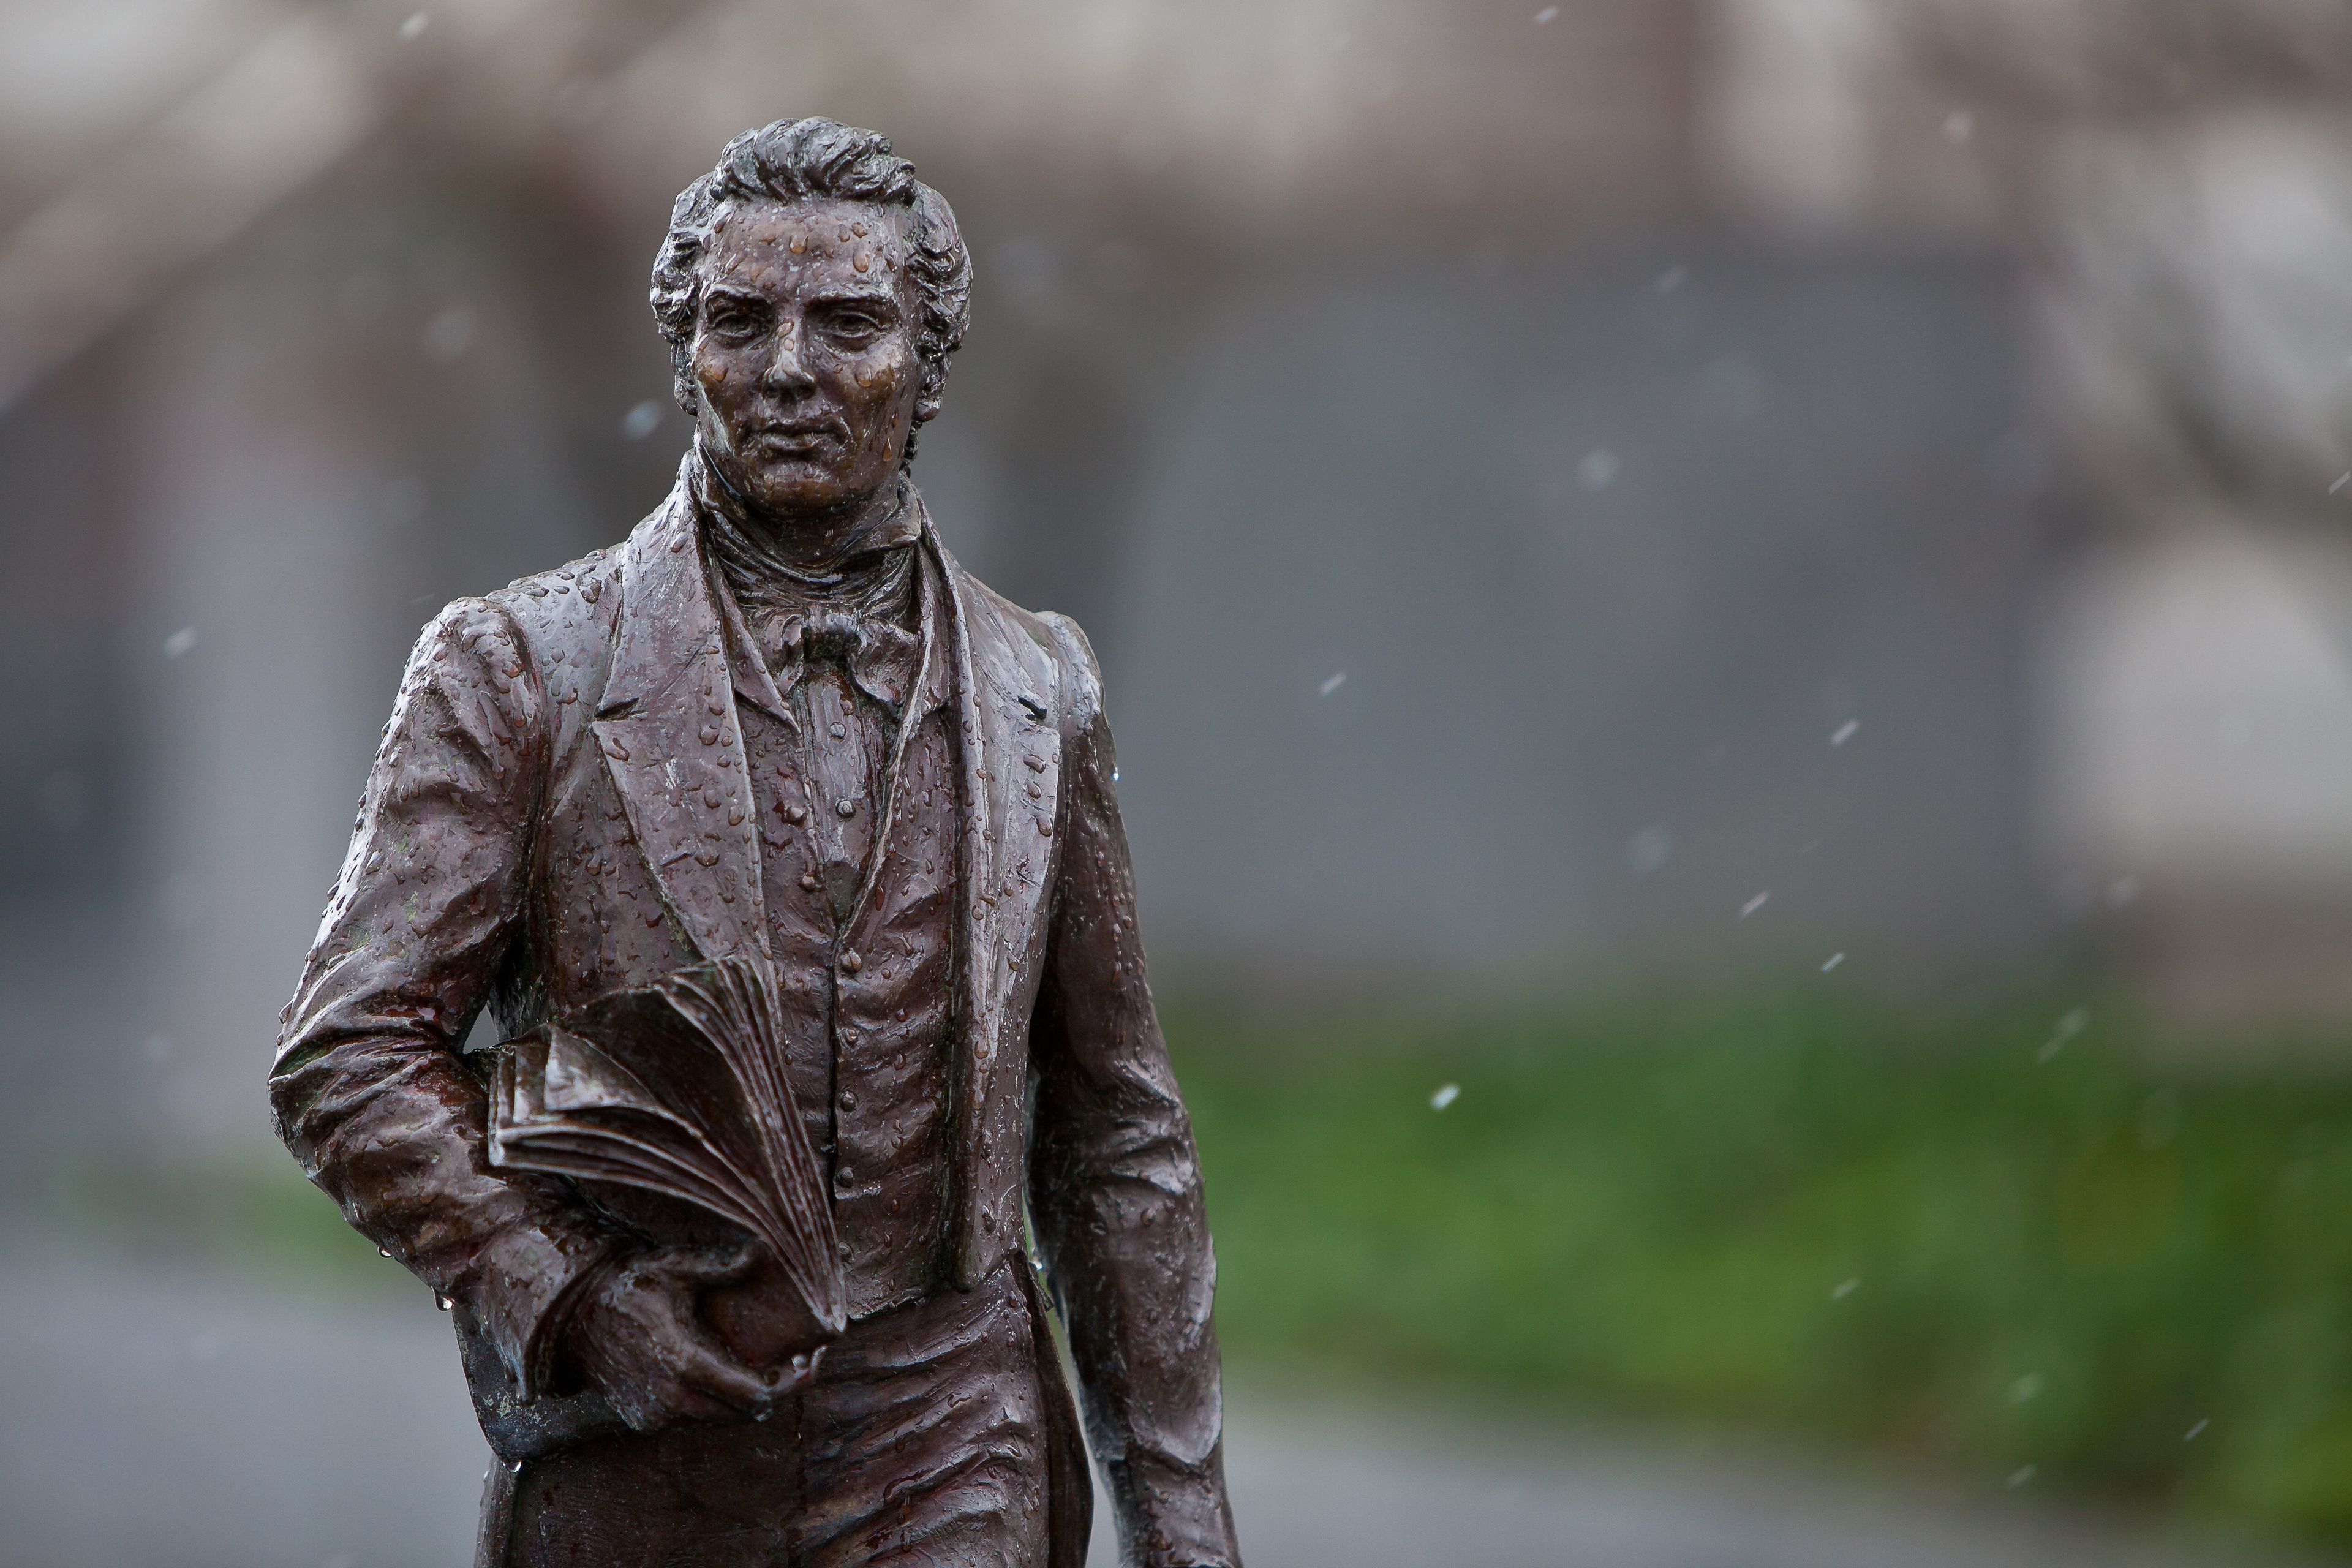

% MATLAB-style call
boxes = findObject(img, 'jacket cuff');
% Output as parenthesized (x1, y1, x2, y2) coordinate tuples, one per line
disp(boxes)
(1107, 1442, 1241, 1568)
(466, 1214, 627, 1400)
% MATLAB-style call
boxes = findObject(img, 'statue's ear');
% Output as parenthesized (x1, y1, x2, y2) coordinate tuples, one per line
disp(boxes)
(913, 368, 946, 424)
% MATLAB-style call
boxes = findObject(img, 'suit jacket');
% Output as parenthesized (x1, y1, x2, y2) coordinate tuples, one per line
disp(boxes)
(270, 473, 1240, 1567)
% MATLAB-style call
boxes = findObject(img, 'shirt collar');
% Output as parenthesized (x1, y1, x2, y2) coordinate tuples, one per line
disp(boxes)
(706, 500, 949, 726)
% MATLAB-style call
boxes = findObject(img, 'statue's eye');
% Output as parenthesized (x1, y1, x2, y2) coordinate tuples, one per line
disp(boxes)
(704, 304, 765, 340)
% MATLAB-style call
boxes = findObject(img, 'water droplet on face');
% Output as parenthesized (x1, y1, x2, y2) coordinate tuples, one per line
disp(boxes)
(378, 1246, 393, 1259)
(436, 1294, 454, 1311)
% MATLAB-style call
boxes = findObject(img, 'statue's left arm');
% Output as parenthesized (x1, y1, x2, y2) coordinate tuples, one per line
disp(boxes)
(1027, 615, 1241, 1568)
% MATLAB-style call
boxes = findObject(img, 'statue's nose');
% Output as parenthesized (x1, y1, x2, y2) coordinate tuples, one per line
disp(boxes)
(761, 326, 816, 395)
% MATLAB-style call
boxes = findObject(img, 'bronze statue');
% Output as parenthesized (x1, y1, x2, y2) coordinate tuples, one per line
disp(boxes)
(270, 118, 1238, 1568)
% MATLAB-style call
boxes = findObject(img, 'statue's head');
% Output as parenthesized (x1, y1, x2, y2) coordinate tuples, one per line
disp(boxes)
(651, 118, 971, 521)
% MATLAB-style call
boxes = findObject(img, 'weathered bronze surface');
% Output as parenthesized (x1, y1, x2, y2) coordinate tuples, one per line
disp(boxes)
(270, 118, 1239, 1568)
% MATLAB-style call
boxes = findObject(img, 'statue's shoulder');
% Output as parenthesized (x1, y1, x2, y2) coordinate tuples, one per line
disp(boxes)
(470, 507, 656, 687)
(951, 562, 1104, 733)
(480, 541, 626, 645)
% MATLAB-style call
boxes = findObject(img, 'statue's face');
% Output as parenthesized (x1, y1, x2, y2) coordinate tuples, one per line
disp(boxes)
(686, 197, 928, 519)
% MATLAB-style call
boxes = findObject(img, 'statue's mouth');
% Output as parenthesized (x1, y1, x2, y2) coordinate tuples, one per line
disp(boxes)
(748, 420, 845, 452)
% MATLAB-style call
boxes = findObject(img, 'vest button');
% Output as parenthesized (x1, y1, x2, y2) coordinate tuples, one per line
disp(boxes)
(840, 949, 862, 973)
(801, 873, 820, 891)
(835, 797, 857, 818)
(839, 1091, 857, 1112)
(783, 803, 807, 824)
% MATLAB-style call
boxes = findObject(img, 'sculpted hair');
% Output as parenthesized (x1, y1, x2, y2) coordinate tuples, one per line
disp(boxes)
(649, 118, 973, 451)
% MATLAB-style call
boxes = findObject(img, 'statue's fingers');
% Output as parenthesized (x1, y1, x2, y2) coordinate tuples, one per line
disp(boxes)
(670, 1338, 781, 1413)
(773, 1344, 826, 1394)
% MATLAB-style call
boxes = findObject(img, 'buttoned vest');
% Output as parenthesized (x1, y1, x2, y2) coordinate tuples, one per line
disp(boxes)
(736, 680, 959, 1319)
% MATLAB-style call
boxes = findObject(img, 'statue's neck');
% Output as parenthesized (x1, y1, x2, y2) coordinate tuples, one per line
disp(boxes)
(690, 440, 917, 587)
(690, 442, 919, 608)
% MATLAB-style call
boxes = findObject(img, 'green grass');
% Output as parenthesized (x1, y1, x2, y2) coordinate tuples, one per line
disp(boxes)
(56, 986, 2352, 1547)
(1166, 989, 2352, 1546)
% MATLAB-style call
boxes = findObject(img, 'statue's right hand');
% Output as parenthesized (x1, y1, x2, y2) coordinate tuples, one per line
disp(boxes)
(564, 1243, 818, 1433)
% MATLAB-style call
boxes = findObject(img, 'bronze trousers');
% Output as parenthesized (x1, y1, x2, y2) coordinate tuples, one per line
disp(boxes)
(479, 1263, 1053, 1567)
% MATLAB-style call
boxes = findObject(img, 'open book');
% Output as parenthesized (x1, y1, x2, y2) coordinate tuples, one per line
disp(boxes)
(487, 956, 848, 1337)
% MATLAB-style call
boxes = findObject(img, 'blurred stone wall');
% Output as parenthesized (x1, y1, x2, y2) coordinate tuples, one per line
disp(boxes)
(7, 0, 2351, 1157)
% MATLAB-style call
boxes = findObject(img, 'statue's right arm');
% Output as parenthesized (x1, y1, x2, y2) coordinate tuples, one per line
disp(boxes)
(268, 597, 619, 1399)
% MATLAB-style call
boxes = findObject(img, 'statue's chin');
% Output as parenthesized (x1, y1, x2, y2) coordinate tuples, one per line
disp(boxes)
(728, 462, 888, 527)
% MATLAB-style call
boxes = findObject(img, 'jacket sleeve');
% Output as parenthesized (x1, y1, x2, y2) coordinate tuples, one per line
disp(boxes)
(269, 597, 619, 1397)
(1027, 614, 1240, 1568)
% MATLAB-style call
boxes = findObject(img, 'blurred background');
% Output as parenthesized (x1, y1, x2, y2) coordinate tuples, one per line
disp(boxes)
(10, 1, 2352, 1563)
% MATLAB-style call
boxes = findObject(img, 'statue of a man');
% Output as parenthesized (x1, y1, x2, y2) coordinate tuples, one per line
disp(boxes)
(270, 118, 1239, 1568)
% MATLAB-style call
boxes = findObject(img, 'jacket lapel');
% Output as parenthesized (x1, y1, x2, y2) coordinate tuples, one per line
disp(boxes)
(933, 527, 1063, 1268)
(592, 485, 769, 962)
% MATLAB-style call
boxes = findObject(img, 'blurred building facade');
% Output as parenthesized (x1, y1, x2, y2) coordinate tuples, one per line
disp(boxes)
(3, 0, 2349, 1156)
